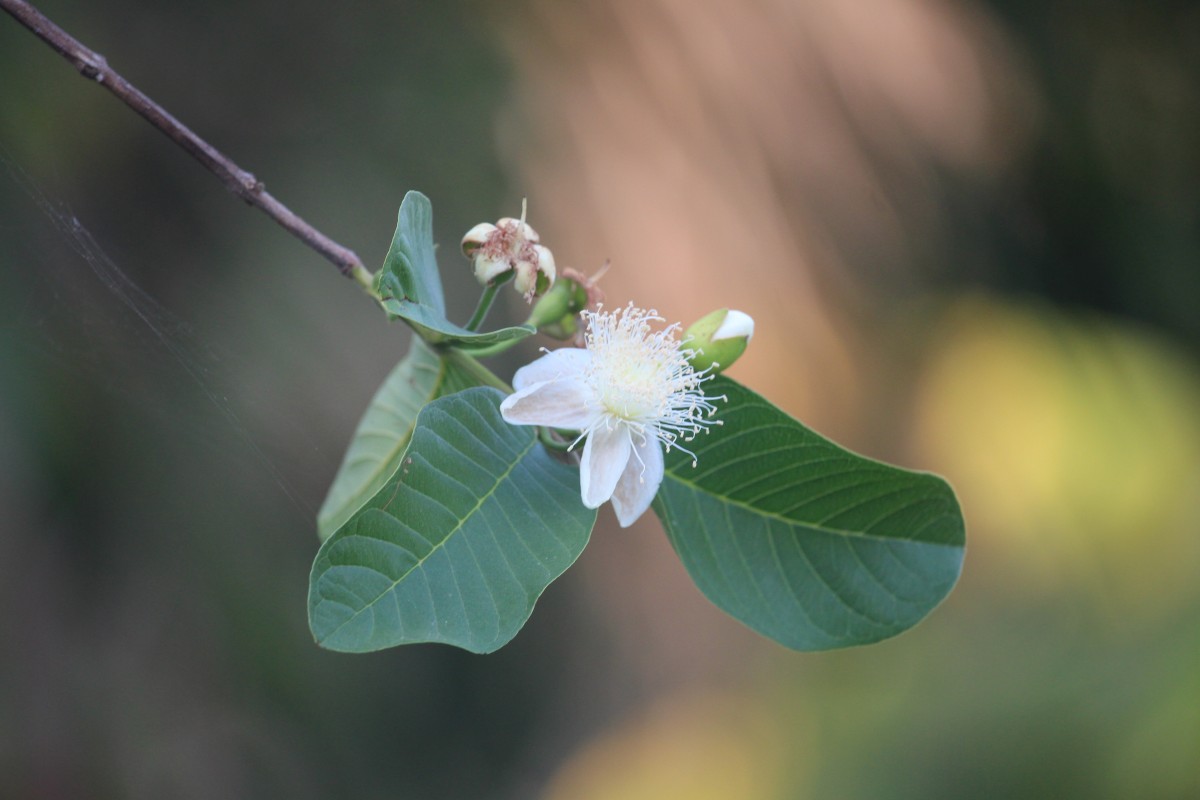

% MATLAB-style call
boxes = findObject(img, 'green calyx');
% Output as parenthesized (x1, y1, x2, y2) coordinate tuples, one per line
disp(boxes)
(526, 275, 590, 339)
(684, 308, 754, 374)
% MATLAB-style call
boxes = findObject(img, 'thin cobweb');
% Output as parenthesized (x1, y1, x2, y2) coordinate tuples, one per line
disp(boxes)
(1, 151, 324, 520)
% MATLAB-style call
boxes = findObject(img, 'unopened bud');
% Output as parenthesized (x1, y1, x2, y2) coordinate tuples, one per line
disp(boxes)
(527, 273, 589, 338)
(541, 314, 580, 341)
(684, 308, 754, 373)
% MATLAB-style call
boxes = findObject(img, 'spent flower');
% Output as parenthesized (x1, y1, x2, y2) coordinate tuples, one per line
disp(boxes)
(500, 303, 723, 526)
(461, 203, 556, 301)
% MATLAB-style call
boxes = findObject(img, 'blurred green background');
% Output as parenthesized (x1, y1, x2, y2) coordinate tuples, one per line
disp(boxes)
(1, 1, 1197, 798)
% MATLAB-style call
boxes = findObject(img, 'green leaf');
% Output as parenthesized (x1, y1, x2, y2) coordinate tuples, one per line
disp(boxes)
(376, 190, 445, 314)
(316, 339, 489, 540)
(309, 388, 596, 654)
(380, 297, 536, 350)
(654, 377, 964, 651)
(375, 191, 535, 350)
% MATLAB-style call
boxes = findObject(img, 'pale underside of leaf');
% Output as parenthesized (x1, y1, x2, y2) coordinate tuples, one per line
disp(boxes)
(381, 298, 536, 349)
(377, 190, 445, 314)
(375, 190, 535, 350)
(316, 340, 483, 540)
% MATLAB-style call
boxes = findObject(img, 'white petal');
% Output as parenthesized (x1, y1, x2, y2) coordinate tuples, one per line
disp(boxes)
(580, 424, 632, 509)
(512, 347, 590, 391)
(461, 222, 497, 255)
(473, 254, 511, 283)
(610, 435, 664, 527)
(512, 261, 537, 297)
(533, 244, 556, 282)
(496, 217, 539, 242)
(712, 309, 754, 342)
(500, 379, 601, 430)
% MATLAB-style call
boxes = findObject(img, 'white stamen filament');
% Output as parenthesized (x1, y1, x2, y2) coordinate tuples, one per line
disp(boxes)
(573, 304, 720, 466)
(500, 301, 727, 526)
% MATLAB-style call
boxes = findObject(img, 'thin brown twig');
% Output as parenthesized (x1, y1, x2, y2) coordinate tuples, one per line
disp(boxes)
(1, 0, 375, 291)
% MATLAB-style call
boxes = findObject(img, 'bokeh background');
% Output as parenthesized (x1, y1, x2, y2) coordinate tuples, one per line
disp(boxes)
(2, 0, 1198, 797)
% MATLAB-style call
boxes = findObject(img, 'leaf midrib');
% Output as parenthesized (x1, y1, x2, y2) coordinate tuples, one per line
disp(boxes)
(317, 417, 537, 643)
(662, 469, 960, 547)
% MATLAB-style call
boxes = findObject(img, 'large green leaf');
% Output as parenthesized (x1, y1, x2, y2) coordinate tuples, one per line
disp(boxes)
(375, 191, 534, 350)
(309, 388, 596, 654)
(316, 339, 488, 540)
(654, 377, 964, 651)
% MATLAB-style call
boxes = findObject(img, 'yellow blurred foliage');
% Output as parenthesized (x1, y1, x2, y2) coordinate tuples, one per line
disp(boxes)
(912, 296, 1200, 618)
(541, 691, 793, 800)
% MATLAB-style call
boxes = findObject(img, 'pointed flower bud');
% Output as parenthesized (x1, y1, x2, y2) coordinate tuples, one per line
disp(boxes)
(526, 268, 591, 335)
(526, 264, 609, 342)
(684, 308, 754, 373)
(527, 276, 579, 331)
(460, 204, 556, 302)
(540, 314, 580, 342)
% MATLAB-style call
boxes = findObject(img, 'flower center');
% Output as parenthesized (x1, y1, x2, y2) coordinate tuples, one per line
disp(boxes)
(581, 304, 722, 457)
(482, 220, 538, 268)
(594, 352, 671, 422)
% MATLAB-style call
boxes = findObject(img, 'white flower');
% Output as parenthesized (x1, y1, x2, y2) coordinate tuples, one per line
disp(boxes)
(500, 304, 723, 526)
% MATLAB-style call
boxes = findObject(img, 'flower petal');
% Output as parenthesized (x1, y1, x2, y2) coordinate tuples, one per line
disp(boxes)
(712, 309, 755, 342)
(500, 379, 600, 430)
(580, 424, 632, 509)
(473, 254, 511, 284)
(610, 434, 664, 527)
(461, 222, 498, 256)
(496, 217, 539, 242)
(512, 347, 591, 391)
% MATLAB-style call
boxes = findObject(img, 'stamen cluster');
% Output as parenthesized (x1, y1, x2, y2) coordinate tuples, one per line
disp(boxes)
(500, 303, 724, 526)
(579, 305, 721, 466)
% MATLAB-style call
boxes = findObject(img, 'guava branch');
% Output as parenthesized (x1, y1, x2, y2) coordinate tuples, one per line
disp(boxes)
(1, 0, 375, 290)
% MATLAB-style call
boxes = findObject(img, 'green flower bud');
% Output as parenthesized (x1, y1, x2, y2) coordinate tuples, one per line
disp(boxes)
(684, 308, 754, 373)
(526, 274, 591, 339)
(540, 314, 580, 341)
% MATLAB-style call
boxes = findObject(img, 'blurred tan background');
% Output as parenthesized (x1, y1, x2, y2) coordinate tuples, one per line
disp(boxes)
(1, 0, 1197, 797)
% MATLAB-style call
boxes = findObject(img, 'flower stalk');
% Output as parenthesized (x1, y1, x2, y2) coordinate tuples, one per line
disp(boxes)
(464, 272, 513, 332)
